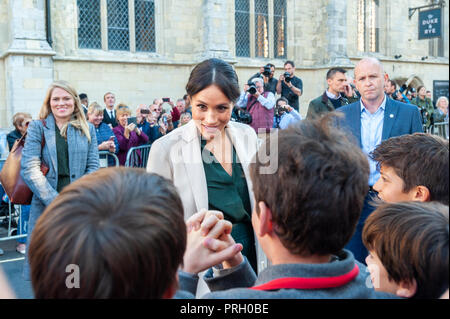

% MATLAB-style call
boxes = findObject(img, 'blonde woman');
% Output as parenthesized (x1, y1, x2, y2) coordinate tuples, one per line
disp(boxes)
(21, 80, 99, 279)
(435, 96, 449, 122)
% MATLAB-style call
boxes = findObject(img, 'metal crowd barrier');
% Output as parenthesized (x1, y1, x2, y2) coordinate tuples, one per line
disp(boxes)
(0, 202, 26, 242)
(0, 158, 27, 243)
(98, 151, 120, 168)
(432, 122, 449, 139)
(124, 144, 152, 168)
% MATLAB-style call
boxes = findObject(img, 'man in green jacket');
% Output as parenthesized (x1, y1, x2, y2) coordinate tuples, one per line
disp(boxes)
(412, 85, 434, 130)
(307, 67, 359, 120)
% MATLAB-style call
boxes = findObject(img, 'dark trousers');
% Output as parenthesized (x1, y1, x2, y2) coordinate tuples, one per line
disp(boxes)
(345, 190, 377, 264)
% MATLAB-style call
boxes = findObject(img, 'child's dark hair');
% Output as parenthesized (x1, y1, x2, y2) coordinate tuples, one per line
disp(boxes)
(370, 133, 449, 205)
(363, 201, 449, 299)
(250, 113, 369, 256)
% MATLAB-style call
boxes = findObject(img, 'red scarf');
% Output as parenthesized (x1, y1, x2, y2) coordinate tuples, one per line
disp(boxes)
(250, 264, 359, 291)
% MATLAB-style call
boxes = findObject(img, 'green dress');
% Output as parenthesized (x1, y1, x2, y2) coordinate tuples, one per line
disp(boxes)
(200, 139, 257, 271)
(55, 126, 71, 193)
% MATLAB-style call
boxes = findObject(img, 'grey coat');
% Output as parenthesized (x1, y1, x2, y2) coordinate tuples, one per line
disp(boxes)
(20, 114, 99, 279)
(177, 250, 398, 299)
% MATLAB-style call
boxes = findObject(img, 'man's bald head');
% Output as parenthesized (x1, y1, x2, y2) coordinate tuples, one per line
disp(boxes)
(353, 57, 388, 108)
(355, 58, 385, 77)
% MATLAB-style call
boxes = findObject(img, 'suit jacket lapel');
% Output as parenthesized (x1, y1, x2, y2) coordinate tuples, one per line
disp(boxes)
(181, 121, 208, 212)
(349, 103, 362, 148)
(43, 115, 58, 173)
(382, 98, 399, 140)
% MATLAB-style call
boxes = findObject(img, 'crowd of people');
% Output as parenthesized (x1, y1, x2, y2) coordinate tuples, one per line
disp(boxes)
(0, 56, 448, 300)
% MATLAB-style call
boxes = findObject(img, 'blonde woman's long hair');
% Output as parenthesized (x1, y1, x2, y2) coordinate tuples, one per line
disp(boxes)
(39, 80, 91, 143)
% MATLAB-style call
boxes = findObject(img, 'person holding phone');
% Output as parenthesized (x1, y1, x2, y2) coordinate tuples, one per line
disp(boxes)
(159, 97, 182, 127)
(87, 102, 119, 163)
(113, 103, 149, 166)
(307, 67, 357, 120)
(134, 104, 163, 144)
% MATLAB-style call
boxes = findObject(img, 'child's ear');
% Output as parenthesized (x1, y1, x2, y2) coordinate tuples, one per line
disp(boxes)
(396, 279, 417, 298)
(411, 185, 431, 202)
(162, 273, 179, 299)
(256, 201, 273, 237)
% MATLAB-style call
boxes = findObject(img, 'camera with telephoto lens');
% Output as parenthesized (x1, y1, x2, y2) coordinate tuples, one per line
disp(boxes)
(399, 84, 408, 94)
(274, 104, 289, 117)
(247, 80, 257, 95)
(262, 65, 271, 77)
(232, 107, 252, 124)
(284, 72, 292, 83)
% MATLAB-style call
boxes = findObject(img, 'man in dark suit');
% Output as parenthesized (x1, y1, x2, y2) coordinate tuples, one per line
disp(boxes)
(79, 93, 88, 115)
(102, 92, 117, 127)
(338, 57, 423, 263)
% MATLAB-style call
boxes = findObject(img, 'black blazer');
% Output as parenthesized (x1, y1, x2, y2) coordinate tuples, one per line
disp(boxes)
(102, 109, 117, 127)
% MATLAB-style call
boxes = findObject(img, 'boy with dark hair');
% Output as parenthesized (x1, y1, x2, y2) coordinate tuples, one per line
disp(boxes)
(180, 115, 395, 298)
(29, 167, 187, 298)
(371, 133, 449, 205)
(363, 201, 449, 299)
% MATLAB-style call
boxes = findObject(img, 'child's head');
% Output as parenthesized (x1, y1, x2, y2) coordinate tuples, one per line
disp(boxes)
(363, 201, 449, 298)
(29, 167, 186, 298)
(371, 133, 449, 205)
(250, 114, 369, 258)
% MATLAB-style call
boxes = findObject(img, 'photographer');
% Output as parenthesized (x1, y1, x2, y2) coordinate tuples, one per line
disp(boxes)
(276, 60, 303, 111)
(273, 97, 302, 130)
(236, 77, 275, 133)
(249, 63, 278, 94)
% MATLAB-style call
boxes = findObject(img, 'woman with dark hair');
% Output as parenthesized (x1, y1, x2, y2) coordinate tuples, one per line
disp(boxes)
(147, 58, 264, 276)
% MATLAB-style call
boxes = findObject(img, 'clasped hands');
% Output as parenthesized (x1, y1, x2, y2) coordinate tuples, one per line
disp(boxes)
(182, 210, 244, 275)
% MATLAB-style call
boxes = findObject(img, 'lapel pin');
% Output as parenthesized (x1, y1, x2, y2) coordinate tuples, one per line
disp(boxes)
(389, 114, 394, 118)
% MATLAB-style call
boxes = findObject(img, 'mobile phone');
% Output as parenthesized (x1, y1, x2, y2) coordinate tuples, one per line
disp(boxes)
(140, 109, 150, 114)
(162, 98, 170, 102)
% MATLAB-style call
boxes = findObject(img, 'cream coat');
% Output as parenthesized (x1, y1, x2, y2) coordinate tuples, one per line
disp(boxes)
(147, 120, 268, 273)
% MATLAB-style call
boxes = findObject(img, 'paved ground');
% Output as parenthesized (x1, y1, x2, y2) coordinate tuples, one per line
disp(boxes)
(0, 228, 34, 299)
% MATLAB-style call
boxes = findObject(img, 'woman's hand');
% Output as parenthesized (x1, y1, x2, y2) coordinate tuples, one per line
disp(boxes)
(134, 126, 141, 136)
(98, 141, 111, 151)
(108, 141, 116, 153)
(124, 123, 134, 139)
(182, 210, 244, 274)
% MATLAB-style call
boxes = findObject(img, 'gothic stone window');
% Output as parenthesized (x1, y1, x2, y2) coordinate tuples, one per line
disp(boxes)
(77, 0, 156, 53)
(235, 0, 287, 59)
(357, 0, 379, 53)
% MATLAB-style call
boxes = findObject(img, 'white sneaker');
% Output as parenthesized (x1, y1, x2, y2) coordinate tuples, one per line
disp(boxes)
(16, 244, 26, 255)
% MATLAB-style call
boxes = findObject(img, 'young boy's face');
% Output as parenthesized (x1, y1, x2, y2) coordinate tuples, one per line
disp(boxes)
(373, 165, 416, 203)
(366, 251, 400, 295)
